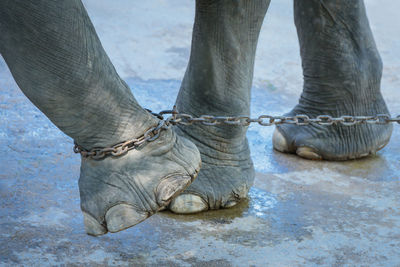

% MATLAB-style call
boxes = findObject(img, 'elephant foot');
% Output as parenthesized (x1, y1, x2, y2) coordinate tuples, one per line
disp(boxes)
(168, 125, 254, 214)
(276, 0, 395, 161)
(168, 0, 269, 213)
(273, 94, 393, 160)
(78, 125, 201, 235)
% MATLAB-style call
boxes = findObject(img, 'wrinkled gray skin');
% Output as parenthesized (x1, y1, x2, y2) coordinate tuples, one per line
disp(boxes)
(0, 0, 392, 233)
(0, 0, 201, 236)
(170, 0, 270, 213)
(273, 0, 392, 160)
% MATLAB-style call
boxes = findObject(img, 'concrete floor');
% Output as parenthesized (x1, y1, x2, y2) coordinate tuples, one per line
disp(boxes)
(1, 0, 399, 266)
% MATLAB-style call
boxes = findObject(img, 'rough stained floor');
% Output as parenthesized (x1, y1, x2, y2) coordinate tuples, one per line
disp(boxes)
(1, 0, 399, 266)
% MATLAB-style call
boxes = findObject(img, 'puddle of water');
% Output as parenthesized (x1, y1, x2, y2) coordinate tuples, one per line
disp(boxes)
(161, 187, 277, 223)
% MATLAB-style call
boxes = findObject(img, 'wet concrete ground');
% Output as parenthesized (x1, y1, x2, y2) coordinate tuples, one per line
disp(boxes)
(1, 0, 400, 266)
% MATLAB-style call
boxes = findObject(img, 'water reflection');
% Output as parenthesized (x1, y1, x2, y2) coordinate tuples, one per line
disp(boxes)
(161, 187, 277, 222)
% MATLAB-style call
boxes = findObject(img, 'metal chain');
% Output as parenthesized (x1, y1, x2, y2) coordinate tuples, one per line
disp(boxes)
(73, 119, 170, 160)
(74, 106, 400, 160)
(160, 110, 400, 127)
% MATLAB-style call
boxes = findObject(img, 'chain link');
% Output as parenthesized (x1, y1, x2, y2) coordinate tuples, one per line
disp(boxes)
(74, 119, 170, 160)
(74, 106, 400, 160)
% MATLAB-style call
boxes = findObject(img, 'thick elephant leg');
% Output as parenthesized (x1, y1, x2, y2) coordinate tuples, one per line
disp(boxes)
(170, 0, 270, 213)
(273, 0, 392, 160)
(0, 0, 200, 235)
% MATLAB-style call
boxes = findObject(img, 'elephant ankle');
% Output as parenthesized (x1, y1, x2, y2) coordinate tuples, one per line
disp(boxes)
(73, 108, 159, 151)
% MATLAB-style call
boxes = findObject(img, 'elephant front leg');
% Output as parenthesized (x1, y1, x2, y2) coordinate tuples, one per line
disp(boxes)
(273, 0, 392, 160)
(170, 0, 270, 213)
(0, 0, 201, 235)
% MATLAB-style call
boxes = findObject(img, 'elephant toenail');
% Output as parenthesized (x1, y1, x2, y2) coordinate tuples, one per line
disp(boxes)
(377, 143, 387, 151)
(223, 200, 238, 208)
(296, 147, 322, 160)
(105, 204, 148, 233)
(272, 128, 290, 152)
(156, 174, 192, 206)
(83, 211, 107, 236)
(169, 194, 208, 214)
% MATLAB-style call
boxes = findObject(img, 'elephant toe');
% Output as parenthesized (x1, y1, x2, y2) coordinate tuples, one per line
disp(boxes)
(83, 212, 107, 236)
(105, 204, 149, 233)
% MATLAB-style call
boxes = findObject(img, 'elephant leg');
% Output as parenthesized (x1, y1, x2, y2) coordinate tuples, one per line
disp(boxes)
(169, 0, 270, 213)
(273, 0, 392, 160)
(0, 0, 201, 235)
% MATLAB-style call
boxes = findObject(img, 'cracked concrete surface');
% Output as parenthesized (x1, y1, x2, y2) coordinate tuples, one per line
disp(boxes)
(1, 0, 399, 266)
